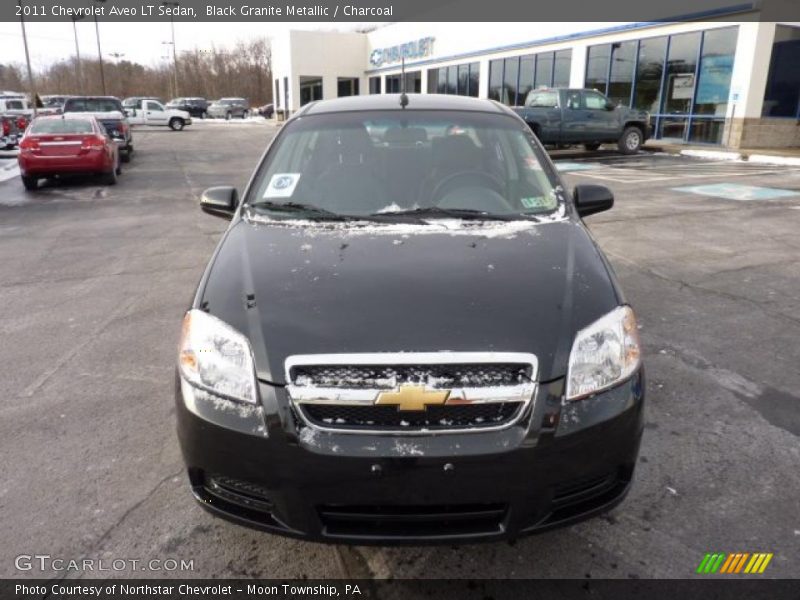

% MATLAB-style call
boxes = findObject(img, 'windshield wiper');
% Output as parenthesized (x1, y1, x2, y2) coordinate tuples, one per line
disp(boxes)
(247, 200, 350, 221)
(370, 206, 516, 221)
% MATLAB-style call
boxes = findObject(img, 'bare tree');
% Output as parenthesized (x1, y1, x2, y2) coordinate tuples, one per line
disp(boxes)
(0, 38, 273, 105)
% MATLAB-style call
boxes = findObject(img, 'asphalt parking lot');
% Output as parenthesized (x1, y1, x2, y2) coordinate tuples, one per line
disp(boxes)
(1, 122, 799, 581)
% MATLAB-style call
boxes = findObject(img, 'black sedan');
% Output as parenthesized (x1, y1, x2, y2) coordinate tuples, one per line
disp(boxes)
(176, 94, 645, 544)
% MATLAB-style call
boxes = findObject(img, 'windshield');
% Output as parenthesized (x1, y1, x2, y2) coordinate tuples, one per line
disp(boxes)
(248, 110, 562, 219)
(30, 119, 94, 134)
(64, 98, 123, 113)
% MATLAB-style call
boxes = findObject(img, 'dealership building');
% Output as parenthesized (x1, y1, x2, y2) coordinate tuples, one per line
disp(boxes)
(271, 13, 800, 148)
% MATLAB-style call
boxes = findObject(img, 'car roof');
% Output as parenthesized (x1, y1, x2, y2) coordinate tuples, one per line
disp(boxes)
(35, 114, 96, 120)
(299, 94, 512, 116)
(67, 96, 120, 101)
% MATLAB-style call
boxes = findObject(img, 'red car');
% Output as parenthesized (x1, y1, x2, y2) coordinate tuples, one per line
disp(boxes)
(18, 115, 120, 191)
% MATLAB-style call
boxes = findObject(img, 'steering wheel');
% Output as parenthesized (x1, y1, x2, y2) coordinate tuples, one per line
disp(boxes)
(428, 170, 504, 206)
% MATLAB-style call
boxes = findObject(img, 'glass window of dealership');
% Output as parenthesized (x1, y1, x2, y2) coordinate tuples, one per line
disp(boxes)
(273, 22, 800, 148)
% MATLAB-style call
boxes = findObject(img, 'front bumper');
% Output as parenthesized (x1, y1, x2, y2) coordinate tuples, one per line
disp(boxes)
(176, 369, 645, 544)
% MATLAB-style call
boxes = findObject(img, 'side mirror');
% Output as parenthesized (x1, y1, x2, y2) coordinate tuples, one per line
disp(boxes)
(573, 184, 614, 217)
(200, 186, 238, 220)
(605, 101, 616, 111)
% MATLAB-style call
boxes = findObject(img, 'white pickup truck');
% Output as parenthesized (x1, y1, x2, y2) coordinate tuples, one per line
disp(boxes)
(125, 99, 192, 131)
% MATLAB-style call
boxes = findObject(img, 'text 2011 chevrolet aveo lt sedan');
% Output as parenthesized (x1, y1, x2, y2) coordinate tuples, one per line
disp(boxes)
(176, 94, 645, 544)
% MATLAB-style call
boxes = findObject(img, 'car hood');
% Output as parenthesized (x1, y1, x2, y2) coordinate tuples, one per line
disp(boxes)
(198, 217, 622, 384)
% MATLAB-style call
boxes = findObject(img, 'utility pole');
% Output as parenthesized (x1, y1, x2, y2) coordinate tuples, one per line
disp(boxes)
(92, 0, 108, 95)
(109, 52, 125, 98)
(162, 1, 180, 97)
(71, 15, 85, 94)
(17, 0, 38, 117)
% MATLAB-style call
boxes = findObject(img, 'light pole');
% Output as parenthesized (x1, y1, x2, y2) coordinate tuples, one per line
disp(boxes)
(109, 52, 125, 97)
(92, 0, 108, 95)
(17, 0, 38, 117)
(71, 15, 85, 94)
(162, 1, 180, 98)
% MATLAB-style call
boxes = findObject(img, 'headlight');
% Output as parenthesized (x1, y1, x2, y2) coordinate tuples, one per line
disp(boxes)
(178, 309, 257, 404)
(566, 305, 641, 401)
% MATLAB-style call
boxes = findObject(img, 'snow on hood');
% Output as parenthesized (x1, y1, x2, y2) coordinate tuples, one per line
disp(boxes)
(244, 204, 568, 240)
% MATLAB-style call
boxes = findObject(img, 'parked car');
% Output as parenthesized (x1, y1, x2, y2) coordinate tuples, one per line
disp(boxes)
(256, 103, 274, 118)
(176, 94, 645, 544)
(0, 93, 33, 118)
(63, 96, 134, 162)
(126, 98, 192, 131)
(40, 95, 75, 115)
(166, 97, 209, 119)
(512, 88, 650, 154)
(207, 97, 249, 120)
(17, 115, 120, 190)
(1, 114, 23, 149)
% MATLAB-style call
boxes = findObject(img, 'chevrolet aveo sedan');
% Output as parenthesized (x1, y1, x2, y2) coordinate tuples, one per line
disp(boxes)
(176, 94, 645, 544)
(18, 115, 120, 191)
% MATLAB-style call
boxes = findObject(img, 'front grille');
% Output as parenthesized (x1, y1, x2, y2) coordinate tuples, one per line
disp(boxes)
(318, 503, 507, 538)
(291, 363, 531, 389)
(286, 352, 538, 434)
(302, 402, 522, 431)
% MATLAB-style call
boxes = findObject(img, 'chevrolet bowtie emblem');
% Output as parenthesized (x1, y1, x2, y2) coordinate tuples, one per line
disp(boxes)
(374, 385, 450, 411)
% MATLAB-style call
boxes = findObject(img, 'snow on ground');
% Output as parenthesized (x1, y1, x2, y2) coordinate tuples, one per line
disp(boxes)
(0, 158, 20, 184)
(193, 117, 275, 126)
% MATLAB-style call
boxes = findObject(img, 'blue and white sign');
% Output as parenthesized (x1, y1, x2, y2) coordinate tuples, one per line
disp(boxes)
(369, 37, 436, 67)
(264, 173, 301, 198)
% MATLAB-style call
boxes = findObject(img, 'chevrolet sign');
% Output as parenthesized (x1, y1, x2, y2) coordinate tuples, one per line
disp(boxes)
(369, 37, 436, 67)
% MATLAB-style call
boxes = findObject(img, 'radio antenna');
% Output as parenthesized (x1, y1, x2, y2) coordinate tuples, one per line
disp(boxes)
(399, 55, 409, 108)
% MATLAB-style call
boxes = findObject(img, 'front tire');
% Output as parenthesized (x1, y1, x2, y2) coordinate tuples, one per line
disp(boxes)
(21, 175, 38, 191)
(618, 126, 643, 154)
(169, 118, 185, 131)
(225, 111, 232, 121)
(120, 145, 133, 163)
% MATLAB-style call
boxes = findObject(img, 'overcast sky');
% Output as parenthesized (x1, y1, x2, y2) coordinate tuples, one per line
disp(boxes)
(0, 21, 375, 70)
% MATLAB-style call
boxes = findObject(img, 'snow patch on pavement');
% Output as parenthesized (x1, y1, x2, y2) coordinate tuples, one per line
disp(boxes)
(0, 158, 20, 184)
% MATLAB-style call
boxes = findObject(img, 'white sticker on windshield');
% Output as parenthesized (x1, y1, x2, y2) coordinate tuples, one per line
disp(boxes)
(264, 173, 301, 198)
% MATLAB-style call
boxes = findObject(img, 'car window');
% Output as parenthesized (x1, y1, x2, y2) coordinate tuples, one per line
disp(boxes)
(249, 110, 561, 219)
(565, 91, 582, 110)
(64, 98, 123, 113)
(583, 91, 608, 110)
(148, 102, 165, 112)
(526, 91, 559, 108)
(6, 100, 24, 110)
(30, 119, 94, 134)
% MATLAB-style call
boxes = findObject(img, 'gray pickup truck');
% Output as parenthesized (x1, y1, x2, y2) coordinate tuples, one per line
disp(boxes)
(512, 88, 650, 154)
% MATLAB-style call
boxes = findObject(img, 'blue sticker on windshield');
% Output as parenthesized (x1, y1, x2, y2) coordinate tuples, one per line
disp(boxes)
(264, 173, 301, 198)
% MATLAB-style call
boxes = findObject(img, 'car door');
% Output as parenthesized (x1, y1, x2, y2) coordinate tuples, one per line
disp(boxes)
(127, 100, 145, 125)
(144, 101, 169, 126)
(581, 90, 619, 140)
(560, 90, 588, 143)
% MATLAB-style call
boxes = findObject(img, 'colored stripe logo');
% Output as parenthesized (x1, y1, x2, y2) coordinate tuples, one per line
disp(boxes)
(696, 553, 773, 574)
